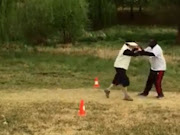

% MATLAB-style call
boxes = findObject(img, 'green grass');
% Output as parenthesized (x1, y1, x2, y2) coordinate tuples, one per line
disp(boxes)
(80, 25, 177, 48)
(0, 25, 180, 91)
(0, 50, 114, 89)
(0, 46, 180, 92)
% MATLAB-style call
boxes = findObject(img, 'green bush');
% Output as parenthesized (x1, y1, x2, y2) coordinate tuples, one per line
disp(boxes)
(88, 0, 117, 29)
(21, 0, 54, 45)
(0, 0, 89, 45)
(0, 0, 20, 42)
(52, 0, 89, 44)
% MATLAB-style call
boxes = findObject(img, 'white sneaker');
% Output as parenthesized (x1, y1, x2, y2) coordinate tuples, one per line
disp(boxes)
(123, 96, 133, 101)
(104, 89, 110, 98)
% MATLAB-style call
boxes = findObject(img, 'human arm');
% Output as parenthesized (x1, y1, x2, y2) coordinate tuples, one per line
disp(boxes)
(139, 50, 155, 56)
(123, 49, 140, 56)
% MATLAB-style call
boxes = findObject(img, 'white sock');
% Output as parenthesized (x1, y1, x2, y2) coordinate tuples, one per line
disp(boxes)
(122, 87, 130, 98)
(107, 84, 114, 91)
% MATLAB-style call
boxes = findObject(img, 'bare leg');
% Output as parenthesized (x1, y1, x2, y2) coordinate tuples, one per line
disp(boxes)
(122, 87, 133, 101)
(106, 84, 114, 91)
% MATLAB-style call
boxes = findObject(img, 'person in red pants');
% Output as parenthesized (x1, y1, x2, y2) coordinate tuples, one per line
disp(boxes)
(138, 39, 166, 98)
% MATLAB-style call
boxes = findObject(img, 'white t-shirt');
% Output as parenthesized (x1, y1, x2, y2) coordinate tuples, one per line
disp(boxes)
(114, 44, 132, 70)
(144, 44, 166, 71)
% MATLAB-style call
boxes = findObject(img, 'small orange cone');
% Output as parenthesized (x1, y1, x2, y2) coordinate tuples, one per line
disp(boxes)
(78, 99, 86, 116)
(94, 77, 100, 88)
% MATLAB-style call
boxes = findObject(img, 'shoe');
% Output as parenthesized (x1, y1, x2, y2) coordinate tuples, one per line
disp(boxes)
(123, 96, 133, 101)
(104, 89, 110, 98)
(156, 94, 164, 99)
(138, 92, 148, 96)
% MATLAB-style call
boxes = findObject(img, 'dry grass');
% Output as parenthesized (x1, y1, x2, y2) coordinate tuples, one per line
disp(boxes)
(35, 46, 180, 64)
(164, 55, 180, 64)
(35, 46, 118, 59)
(0, 89, 180, 135)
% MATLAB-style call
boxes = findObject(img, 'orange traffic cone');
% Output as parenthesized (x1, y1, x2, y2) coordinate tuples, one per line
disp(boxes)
(94, 77, 100, 88)
(78, 99, 86, 116)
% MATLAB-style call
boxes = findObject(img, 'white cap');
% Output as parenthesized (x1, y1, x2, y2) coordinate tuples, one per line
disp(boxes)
(126, 42, 138, 47)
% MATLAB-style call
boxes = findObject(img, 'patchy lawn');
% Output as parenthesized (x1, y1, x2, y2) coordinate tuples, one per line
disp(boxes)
(0, 89, 180, 135)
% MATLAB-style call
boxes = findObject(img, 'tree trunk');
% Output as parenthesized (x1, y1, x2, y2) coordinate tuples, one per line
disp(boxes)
(139, 5, 142, 13)
(122, 0, 124, 11)
(98, 0, 102, 28)
(63, 30, 66, 44)
(139, 0, 142, 13)
(176, 25, 180, 44)
(130, 1, 134, 20)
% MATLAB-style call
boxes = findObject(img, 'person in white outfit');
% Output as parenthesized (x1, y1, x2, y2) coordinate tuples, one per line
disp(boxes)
(104, 41, 141, 101)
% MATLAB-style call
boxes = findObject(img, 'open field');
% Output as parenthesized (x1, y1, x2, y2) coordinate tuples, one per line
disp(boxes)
(0, 89, 180, 135)
(0, 26, 180, 135)
(0, 25, 179, 91)
(0, 45, 180, 91)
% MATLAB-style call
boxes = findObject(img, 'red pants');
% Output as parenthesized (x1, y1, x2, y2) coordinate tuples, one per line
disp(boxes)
(143, 69, 165, 96)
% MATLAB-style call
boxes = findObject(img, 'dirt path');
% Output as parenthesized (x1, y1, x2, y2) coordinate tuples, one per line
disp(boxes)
(1, 88, 180, 109)
(0, 89, 180, 135)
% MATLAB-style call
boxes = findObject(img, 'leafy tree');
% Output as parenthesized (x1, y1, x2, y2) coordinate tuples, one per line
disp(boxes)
(114, 0, 149, 20)
(0, 0, 89, 45)
(0, 0, 16, 42)
(137, 0, 149, 13)
(21, 0, 54, 44)
(88, 0, 117, 29)
(149, 0, 180, 43)
(52, 0, 89, 44)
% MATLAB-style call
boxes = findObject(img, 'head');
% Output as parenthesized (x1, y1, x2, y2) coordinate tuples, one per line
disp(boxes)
(148, 39, 157, 48)
(125, 42, 139, 49)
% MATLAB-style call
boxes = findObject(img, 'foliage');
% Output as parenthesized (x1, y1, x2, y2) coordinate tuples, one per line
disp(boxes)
(0, 0, 180, 45)
(21, 0, 54, 44)
(0, 0, 22, 42)
(80, 25, 176, 45)
(52, 0, 89, 43)
(0, 0, 89, 45)
(88, 0, 117, 29)
(148, 0, 180, 24)
(147, 0, 180, 43)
